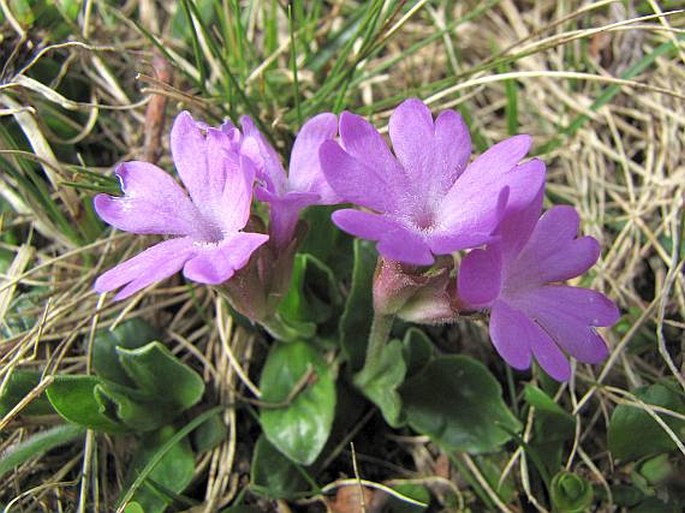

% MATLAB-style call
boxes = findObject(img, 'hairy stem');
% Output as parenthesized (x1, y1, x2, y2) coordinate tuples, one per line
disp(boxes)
(361, 311, 395, 375)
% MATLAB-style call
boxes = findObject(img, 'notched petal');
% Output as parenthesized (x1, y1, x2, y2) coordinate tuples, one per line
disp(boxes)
(94, 162, 200, 236)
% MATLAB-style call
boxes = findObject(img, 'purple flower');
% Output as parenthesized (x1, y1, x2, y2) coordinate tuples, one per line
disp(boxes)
(240, 113, 341, 247)
(93, 111, 269, 300)
(319, 98, 546, 265)
(457, 193, 620, 381)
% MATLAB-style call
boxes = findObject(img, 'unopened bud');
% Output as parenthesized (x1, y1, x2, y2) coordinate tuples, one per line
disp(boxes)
(373, 256, 459, 324)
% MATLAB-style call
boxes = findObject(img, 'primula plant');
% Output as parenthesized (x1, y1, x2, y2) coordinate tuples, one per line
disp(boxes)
(3, 2, 683, 512)
(89, 97, 620, 495)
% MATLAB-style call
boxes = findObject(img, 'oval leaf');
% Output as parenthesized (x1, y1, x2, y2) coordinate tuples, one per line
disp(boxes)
(46, 375, 126, 433)
(608, 381, 685, 461)
(259, 341, 336, 465)
(123, 426, 195, 513)
(0, 370, 54, 416)
(400, 356, 521, 453)
(353, 339, 407, 428)
(93, 318, 161, 387)
(116, 341, 205, 412)
(250, 435, 309, 499)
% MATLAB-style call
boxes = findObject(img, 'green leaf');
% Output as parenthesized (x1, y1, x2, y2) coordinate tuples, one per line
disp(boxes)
(0, 370, 54, 416)
(608, 381, 685, 461)
(354, 339, 407, 428)
(386, 483, 430, 513)
(474, 455, 517, 504)
(550, 471, 593, 513)
(250, 435, 309, 499)
(93, 318, 161, 387)
(191, 412, 227, 453)
(630, 497, 680, 513)
(0, 424, 85, 480)
(524, 384, 575, 476)
(524, 384, 570, 418)
(48, 341, 204, 433)
(259, 341, 336, 465)
(124, 426, 195, 513)
(56, 0, 80, 21)
(277, 253, 341, 339)
(637, 454, 672, 486)
(298, 206, 342, 264)
(339, 239, 377, 371)
(402, 328, 434, 378)
(46, 375, 126, 433)
(93, 384, 171, 432)
(400, 356, 521, 453)
(116, 341, 205, 412)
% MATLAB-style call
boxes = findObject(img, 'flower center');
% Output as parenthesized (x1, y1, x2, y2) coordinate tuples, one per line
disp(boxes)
(194, 216, 225, 244)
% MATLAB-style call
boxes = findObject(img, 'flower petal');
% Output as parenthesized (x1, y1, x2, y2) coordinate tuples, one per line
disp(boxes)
(321, 111, 408, 211)
(440, 134, 531, 215)
(338, 111, 405, 180)
(434, 109, 472, 183)
(433, 149, 542, 254)
(457, 246, 503, 309)
(214, 152, 256, 233)
(463, 134, 532, 178)
(388, 99, 434, 179)
(320, 140, 399, 212)
(490, 299, 572, 380)
(331, 209, 396, 240)
(201, 127, 239, 209)
(489, 299, 533, 371)
(511, 285, 619, 363)
(258, 188, 320, 247)
(94, 162, 200, 236)
(240, 116, 287, 195)
(500, 159, 546, 213)
(429, 187, 508, 254)
(389, 99, 471, 197)
(288, 112, 341, 203)
(495, 187, 544, 261)
(182, 232, 269, 284)
(170, 111, 216, 205)
(376, 229, 434, 266)
(508, 206, 600, 286)
(94, 237, 195, 300)
(332, 209, 434, 265)
(529, 330, 572, 381)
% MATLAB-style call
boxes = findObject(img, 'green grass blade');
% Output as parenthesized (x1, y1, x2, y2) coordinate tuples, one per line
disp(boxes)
(179, 0, 208, 87)
(116, 407, 224, 513)
(0, 424, 85, 480)
(288, 5, 302, 128)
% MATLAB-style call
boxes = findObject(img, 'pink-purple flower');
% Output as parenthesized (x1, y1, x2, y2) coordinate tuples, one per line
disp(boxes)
(457, 192, 620, 381)
(241, 113, 341, 247)
(94, 111, 269, 300)
(319, 98, 546, 265)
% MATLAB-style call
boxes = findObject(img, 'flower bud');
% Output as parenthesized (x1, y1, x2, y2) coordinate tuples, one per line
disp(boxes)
(220, 219, 306, 323)
(373, 256, 459, 324)
(550, 471, 593, 513)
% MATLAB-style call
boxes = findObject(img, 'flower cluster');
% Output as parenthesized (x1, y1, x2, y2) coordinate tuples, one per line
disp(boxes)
(94, 98, 618, 380)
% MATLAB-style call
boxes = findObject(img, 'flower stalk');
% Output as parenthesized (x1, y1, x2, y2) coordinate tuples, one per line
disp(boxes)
(360, 311, 395, 378)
